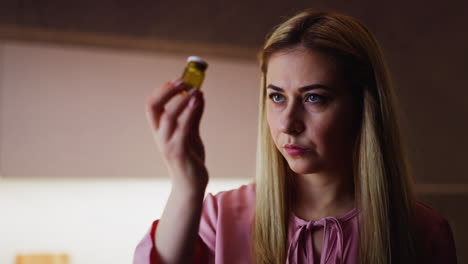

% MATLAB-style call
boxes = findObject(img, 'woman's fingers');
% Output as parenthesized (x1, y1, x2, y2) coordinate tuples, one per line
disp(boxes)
(186, 91, 205, 136)
(159, 88, 198, 142)
(174, 90, 205, 143)
(145, 80, 186, 130)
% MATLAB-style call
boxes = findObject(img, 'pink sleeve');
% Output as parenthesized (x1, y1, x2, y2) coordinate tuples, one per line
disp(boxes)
(425, 219, 458, 264)
(133, 220, 160, 264)
(133, 194, 218, 264)
(198, 193, 218, 253)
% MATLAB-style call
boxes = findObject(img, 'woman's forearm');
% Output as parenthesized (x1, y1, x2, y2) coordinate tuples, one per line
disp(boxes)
(155, 184, 206, 264)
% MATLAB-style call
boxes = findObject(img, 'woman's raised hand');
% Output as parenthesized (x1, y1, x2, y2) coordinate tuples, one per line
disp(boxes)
(145, 79, 208, 193)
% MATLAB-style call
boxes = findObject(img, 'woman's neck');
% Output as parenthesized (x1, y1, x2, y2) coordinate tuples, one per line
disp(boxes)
(291, 170, 355, 221)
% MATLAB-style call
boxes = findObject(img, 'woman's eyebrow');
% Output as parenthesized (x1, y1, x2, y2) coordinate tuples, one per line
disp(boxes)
(267, 84, 332, 92)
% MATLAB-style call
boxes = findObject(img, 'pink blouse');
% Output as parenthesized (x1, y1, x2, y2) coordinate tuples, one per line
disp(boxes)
(133, 184, 457, 264)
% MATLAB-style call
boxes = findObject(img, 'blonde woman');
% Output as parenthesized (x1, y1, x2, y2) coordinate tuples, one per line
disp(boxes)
(134, 10, 457, 264)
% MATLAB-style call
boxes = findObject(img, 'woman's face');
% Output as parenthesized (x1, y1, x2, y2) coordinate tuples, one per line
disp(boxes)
(266, 46, 358, 175)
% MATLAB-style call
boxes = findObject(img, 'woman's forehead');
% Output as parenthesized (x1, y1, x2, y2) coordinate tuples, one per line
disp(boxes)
(266, 48, 343, 92)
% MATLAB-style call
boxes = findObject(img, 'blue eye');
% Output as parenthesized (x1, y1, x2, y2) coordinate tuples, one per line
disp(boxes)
(306, 94, 325, 103)
(269, 93, 285, 103)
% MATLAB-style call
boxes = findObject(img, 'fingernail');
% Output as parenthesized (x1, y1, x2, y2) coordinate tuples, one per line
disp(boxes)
(189, 96, 198, 107)
(171, 79, 184, 87)
(188, 88, 197, 95)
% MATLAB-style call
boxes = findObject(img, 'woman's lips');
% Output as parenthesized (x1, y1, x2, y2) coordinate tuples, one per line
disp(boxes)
(284, 144, 310, 156)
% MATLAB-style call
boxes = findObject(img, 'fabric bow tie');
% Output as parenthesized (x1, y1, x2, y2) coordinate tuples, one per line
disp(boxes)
(286, 216, 344, 264)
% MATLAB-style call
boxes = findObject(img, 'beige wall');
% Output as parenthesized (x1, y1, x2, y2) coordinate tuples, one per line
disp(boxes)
(0, 40, 259, 179)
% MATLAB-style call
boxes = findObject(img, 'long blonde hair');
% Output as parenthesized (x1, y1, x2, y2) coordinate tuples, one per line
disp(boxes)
(254, 10, 417, 264)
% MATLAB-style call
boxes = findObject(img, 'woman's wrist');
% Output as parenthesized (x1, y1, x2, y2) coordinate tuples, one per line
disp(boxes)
(171, 178, 207, 200)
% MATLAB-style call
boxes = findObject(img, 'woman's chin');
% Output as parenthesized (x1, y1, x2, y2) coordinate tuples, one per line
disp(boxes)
(286, 159, 323, 175)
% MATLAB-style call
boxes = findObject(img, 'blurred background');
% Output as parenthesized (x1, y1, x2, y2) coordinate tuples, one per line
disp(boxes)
(0, 0, 467, 263)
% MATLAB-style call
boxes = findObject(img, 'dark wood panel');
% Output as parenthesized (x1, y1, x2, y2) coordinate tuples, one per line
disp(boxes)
(0, 24, 257, 60)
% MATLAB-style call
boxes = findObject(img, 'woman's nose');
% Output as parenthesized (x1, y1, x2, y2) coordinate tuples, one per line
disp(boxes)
(279, 104, 305, 135)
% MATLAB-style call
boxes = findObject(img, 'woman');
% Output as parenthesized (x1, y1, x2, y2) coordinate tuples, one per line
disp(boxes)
(134, 10, 457, 264)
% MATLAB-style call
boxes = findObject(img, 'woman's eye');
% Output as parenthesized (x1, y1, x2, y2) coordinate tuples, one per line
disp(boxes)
(269, 93, 285, 103)
(306, 94, 326, 103)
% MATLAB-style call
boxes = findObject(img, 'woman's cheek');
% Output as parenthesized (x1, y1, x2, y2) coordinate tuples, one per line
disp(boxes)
(309, 120, 329, 152)
(323, 110, 355, 154)
(306, 110, 340, 149)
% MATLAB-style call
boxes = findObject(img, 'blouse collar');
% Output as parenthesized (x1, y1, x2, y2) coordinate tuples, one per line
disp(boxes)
(286, 208, 358, 264)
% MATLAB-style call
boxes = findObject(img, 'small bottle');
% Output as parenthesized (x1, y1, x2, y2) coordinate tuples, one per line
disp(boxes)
(181, 56, 208, 91)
